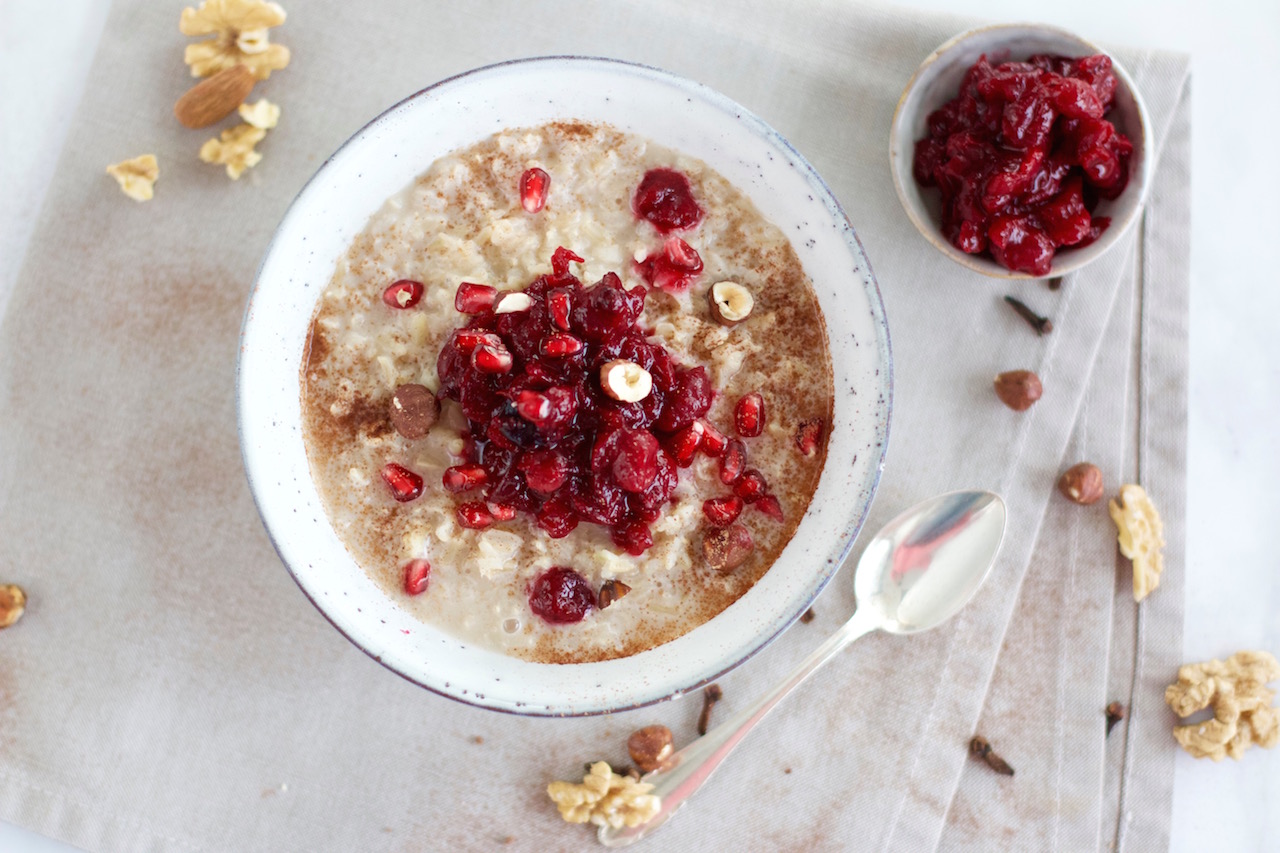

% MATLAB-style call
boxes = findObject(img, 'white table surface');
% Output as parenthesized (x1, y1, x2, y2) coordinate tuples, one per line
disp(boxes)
(2, 0, 1276, 850)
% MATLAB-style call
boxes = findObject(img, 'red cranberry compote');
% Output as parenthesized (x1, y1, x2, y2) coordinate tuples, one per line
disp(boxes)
(633, 168, 704, 233)
(912, 53, 1133, 276)
(435, 248, 712, 566)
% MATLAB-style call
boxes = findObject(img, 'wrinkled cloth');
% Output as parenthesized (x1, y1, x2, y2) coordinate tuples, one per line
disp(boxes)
(0, 1, 1189, 850)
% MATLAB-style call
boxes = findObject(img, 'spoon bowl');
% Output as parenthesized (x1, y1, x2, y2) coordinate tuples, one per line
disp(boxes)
(598, 490, 1006, 846)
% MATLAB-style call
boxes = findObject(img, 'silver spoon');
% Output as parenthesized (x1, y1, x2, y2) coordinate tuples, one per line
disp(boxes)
(598, 490, 1006, 847)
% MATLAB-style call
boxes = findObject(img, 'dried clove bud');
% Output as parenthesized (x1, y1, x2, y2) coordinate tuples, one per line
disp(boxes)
(800, 608, 815, 624)
(698, 683, 723, 736)
(1003, 295, 1054, 335)
(1105, 701, 1126, 736)
(969, 736, 1014, 776)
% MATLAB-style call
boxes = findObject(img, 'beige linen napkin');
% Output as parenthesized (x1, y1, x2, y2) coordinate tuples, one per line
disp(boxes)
(0, 1, 1190, 850)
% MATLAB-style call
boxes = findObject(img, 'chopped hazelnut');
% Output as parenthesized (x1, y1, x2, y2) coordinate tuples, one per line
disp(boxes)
(389, 384, 439, 440)
(0, 585, 26, 629)
(627, 725, 675, 773)
(703, 523, 753, 573)
(600, 360, 652, 403)
(598, 579, 631, 609)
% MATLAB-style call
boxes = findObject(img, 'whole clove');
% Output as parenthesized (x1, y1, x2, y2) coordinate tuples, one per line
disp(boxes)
(969, 735, 1015, 776)
(698, 683, 723, 736)
(1105, 701, 1126, 736)
(800, 608, 815, 624)
(1047, 276, 1063, 291)
(1003, 295, 1053, 335)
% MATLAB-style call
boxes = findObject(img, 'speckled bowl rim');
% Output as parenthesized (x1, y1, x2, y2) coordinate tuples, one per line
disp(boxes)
(888, 23, 1154, 280)
(237, 56, 892, 716)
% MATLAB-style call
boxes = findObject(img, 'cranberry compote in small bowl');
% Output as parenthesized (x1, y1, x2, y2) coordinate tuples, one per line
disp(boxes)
(238, 57, 891, 715)
(889, 24, 1152, 279)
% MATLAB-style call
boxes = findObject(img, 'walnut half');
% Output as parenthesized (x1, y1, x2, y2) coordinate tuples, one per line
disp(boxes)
(1108, 484, 1164, 601)
(180, 0, 291, 80)
(1165, 650, 1280, 761)
(546, 761, 660, 829)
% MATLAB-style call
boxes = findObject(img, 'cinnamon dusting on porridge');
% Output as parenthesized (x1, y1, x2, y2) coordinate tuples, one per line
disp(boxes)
(301, 122, 833, 663)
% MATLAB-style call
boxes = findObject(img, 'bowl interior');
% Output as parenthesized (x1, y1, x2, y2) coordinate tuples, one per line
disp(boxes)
(238, 57, 891, 716)
(889, 24, 1152, 280)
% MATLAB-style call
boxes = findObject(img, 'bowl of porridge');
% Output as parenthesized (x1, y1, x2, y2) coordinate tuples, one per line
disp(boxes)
(239, 57, 891, 715)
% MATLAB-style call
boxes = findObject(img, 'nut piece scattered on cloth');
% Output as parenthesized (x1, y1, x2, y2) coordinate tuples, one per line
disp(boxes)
(105, 154, 159, 201)
(238, 98, 280, 129)
(199, 124, 267, 179)
(1164, 650, 1280, 761)
(1108, 483, 1165, 601)
(180, 0, 291, 80)
(0, 584, 26, 629)
(546, 761, 660, 829)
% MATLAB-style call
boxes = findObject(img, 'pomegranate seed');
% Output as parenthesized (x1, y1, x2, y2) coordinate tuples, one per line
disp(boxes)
(442, 464, 488, 493)
(732, 468, 768, 503)
(455, 282, 498, 314)
(547, 290, 572, 330)
(610, 520, 653, 556)
(795, 419, 824, 456)
(664, 237, 702, 270)
(515, 390, 552, 423)
(754, 494, 785, 522)
(402, 558, 431, 595)
(541, 332, 584, 357)
(381, 462, 424, 502)
(735, 392, 765, 437)
(528, 566, 596, 624)
(454, 329, 501, 352)
(472, 343, 513, 374)
(487, 502, 516, 522)
(382, 279, 424, 309)
(703, 495, 744, 526)
(699, 420, 728, 457)
(720, 440, 747, 484)
(520, 167, 550, 213)
(668, 421, 705, 468)
(456, 501, 495, 530)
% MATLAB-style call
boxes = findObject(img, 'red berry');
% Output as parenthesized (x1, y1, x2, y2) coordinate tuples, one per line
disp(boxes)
(536, 498, 578, 538)
(382, 279, 424, 309)
(472, 342, 513, 374)
(610, 520, 654, 556)
(381, 462, 423, 502)
(732, 468, 768, 503)
(547, 290, 572, 330)
(528, 566, 596, 624)
(442, 464, 488, 493)
(611, 429, 661, 493)
(518, 449, 569, 494)
(403, 558, 431, 595)
(735, 392, 765, 437)
(632, 168, 704, 233)
(699, 420, 728, 457)
(455, 282, 497, 314)
(668, 421, 705, 468)
(795, 419, 824, 457)
(541, 332, 584, 357)
(456, 501, 495, 530)
(720, 440, 747, 484)
(754, 494, 784, 522)
(703, 495, 744, 526)
(520, 167, 550, 213)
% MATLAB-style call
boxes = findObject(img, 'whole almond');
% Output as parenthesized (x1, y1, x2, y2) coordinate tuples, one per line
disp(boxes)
(994, 370, 1042, 411)
(174, 65, 255, 129)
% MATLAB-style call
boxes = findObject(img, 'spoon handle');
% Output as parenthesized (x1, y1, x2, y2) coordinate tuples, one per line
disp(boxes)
(597, 607, 880, 847)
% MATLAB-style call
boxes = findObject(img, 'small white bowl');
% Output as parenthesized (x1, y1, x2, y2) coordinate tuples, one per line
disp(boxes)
(238, 57, 892, 716)
(889, 23, 1153, 279)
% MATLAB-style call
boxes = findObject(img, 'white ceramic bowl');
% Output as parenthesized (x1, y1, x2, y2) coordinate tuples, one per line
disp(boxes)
(889, 24, 1153, 279)
(238, 57, 891, 716)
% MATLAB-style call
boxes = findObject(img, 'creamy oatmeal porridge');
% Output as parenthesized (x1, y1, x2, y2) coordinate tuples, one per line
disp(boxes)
(301, 121, 833, 663)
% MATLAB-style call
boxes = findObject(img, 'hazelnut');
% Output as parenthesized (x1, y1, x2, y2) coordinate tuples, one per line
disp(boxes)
(703, 523, 753, 574)
(994, 370, 1042, 411)
(598, 579, 631, 609)
(494, 292, 533, 314)
(1058, 462, 1104, 505)
(627, 724, 675, 773)
(0, 584, 26, 629)
(600, 360, 653, 403)
(389, 384, 440, 440)
(708, 280, 754, 325)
